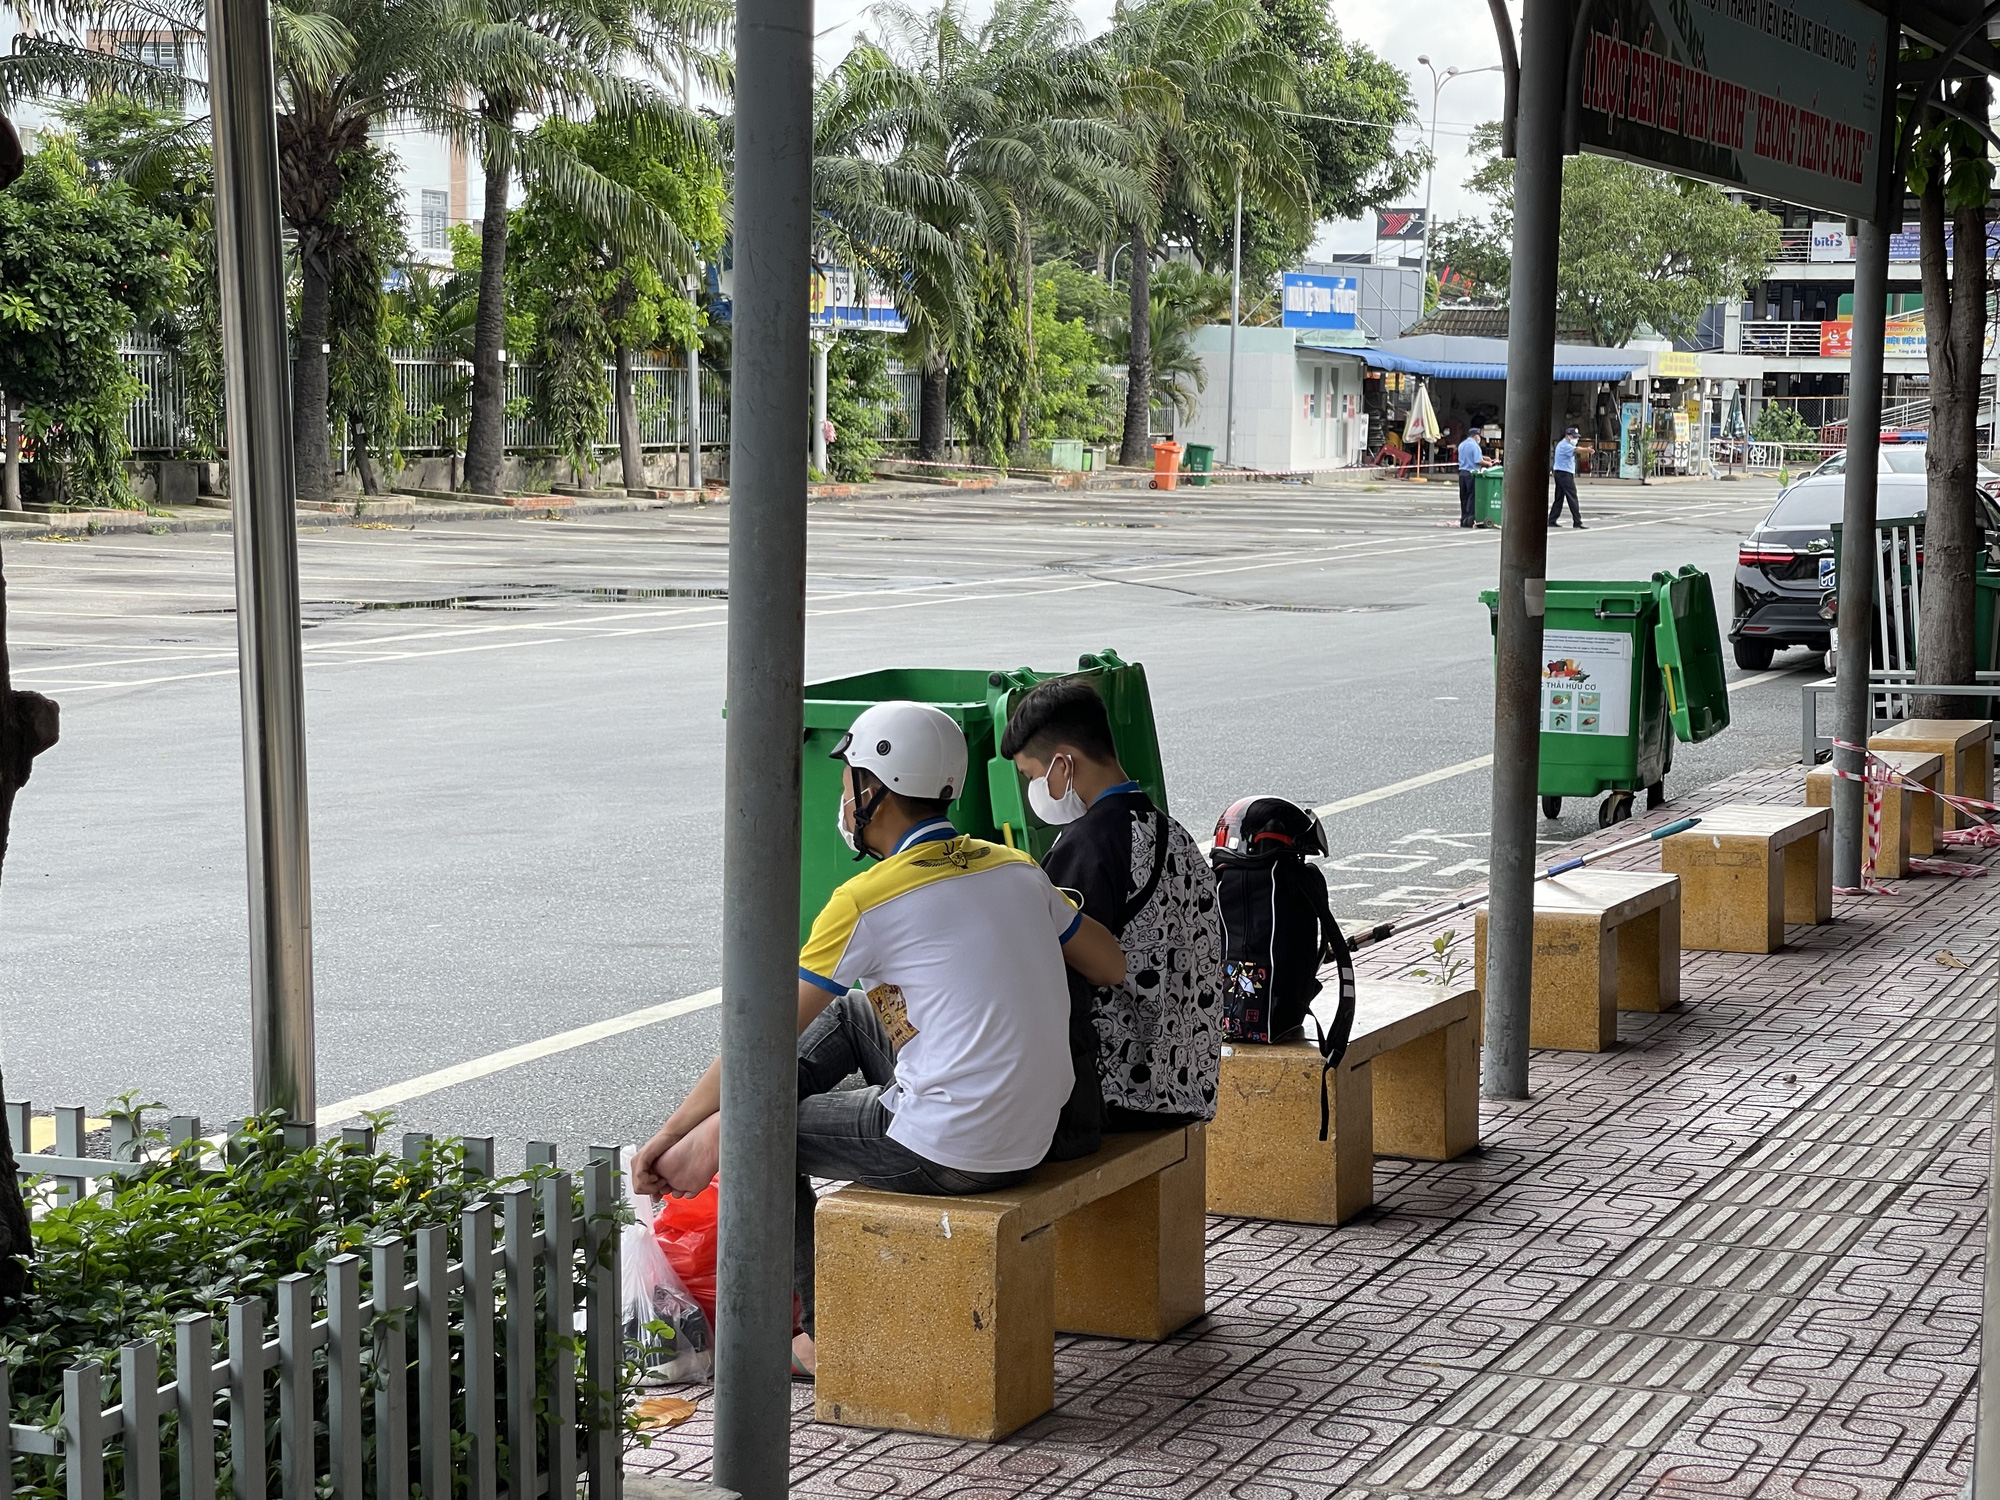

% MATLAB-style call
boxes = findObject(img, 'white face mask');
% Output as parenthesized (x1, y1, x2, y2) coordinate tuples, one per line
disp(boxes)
(835, 792, 860, 852)
(1028, 756, 1088, 826)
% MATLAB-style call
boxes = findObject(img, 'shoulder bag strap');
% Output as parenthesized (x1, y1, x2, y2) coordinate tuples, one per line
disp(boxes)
(1120, 811, 1171, 932)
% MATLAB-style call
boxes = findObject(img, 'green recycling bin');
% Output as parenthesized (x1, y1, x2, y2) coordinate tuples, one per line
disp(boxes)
(794, 649, 1167, 942)
(1478, 565, 1730, 827)
(1048, 438, 1085, 472)
(1473, 467, 1505, 526)
(1182, 443, 1215, 486)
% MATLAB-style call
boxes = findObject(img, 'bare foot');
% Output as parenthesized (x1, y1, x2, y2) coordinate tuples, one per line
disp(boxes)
(658, 1112, 721, 1196)
(791, 1332, 816, 1376)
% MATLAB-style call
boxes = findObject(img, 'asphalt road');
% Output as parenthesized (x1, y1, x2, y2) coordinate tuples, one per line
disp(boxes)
(0, 473, 1808, 1162)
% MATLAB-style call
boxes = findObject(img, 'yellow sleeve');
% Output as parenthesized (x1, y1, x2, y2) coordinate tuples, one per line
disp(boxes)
(798, 887, 862, 995)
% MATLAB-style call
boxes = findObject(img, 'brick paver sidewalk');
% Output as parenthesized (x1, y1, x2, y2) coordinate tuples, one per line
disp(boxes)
(629, 760, 1996, 1499)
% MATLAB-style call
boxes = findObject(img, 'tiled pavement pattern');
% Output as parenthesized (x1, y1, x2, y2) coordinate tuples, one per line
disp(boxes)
(627, 761, 1997, 1499)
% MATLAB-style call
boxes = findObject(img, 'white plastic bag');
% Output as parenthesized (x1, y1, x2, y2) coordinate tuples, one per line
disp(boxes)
(619, 1147, 713, 1382)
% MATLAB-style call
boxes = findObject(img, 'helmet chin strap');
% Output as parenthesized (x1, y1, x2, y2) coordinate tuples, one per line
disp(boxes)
(848, 773, 892, 861)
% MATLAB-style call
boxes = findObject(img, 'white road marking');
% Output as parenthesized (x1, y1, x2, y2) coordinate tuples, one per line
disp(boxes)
(315, 987, 723, 1127)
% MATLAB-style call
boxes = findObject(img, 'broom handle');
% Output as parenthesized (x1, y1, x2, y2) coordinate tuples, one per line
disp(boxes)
(1346, 816, 1701, 952)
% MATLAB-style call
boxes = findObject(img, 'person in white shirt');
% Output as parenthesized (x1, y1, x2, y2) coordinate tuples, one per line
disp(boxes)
(631, 701, 1126, 1376)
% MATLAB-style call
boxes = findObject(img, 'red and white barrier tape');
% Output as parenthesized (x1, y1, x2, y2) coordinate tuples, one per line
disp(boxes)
(1826, 738, 1996, 891)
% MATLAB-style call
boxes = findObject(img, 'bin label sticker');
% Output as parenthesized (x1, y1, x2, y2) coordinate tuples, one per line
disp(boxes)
(1542, 629, 1633, 736)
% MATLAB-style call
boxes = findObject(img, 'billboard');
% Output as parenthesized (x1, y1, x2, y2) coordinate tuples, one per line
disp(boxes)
(810, 266, 906, 332)
(1819, 309, 1997, 359)
(1281, 273, 1359, 331)
(1375, 208, 1427, 242)
(1575, 0, 1890, 220)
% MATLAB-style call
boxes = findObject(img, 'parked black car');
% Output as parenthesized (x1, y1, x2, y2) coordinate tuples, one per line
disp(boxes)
(1730, 447, 1998, 670)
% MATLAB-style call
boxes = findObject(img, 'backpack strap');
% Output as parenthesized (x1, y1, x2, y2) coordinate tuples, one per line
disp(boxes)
(1304, 863, 1358, 1142)
(1120, 811, 1172, 932)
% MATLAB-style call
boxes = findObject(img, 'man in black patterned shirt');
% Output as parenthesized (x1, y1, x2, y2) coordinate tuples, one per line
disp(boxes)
(1000, 679, 1224, 1159)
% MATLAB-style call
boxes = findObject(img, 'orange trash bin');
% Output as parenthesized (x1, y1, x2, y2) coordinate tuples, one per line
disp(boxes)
(1150, 441, 1183, 490)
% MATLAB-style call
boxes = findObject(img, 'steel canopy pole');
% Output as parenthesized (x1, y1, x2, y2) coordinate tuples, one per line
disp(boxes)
(1482, 0, 1564, 1101)
(713, 0, 810, 1476)
(207, 0, 315, 1123)
(1832, 218, 1887, 891)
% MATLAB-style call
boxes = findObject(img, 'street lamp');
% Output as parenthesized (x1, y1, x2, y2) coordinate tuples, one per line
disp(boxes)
(1415, 57, 1502, 297)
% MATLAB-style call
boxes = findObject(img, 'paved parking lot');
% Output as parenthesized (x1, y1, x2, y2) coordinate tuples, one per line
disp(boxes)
(0, 474, 1811, 1153)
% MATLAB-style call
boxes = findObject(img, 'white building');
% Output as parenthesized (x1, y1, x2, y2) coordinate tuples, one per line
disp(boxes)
(1176, 324, 1371, 474)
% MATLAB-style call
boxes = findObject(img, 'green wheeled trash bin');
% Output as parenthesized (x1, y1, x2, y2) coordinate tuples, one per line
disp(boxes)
(1478, 564, 1731, 828)
(1182, 443, 1215, 486)
(793, 649, 1167, 942)
(1473, 467, 1505, 526)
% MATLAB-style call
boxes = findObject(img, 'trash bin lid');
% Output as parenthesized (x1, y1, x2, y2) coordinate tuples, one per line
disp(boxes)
(1652, 565, 1732, 744)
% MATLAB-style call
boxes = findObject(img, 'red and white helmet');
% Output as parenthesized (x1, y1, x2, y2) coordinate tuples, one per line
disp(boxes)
(1212, 796, 1327, 858)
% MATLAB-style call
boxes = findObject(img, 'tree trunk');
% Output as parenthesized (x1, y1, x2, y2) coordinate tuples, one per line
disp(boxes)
(352, 424, 380, 495)
(1119, 223, 1152, 467)
(463, 131, 513, 497)
(1018, 227, 1036, 449)
(0, 536, 57, 1311)
(615, 344, 643, 492)
(918, 358, 949, 464)
(293, 249, 334, 506)
(1916, 95, 1987, 718)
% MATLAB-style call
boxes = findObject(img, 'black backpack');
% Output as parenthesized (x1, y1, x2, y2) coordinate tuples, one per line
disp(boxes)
(1209, 808, 1357, 1140)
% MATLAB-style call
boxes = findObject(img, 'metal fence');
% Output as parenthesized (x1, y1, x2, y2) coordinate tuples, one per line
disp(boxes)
(118, 338, 729, 459)
(7, 1103, 622, 1500)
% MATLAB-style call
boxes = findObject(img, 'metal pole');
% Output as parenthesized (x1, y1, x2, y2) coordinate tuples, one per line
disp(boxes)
(1226, 169, 1241, 470)
(812, 336, 829, 475)
(208, 0, 315, 1123)
(1482, 0, 1563, 1102)
(1832, 217, 1887, 891)
(714, 0, 809, 1476)
(688, 295, 703, 491)
(1417, 62, 1443, 293)
(1977, 1032, 2000, 1500)
(2, 397, 19, 512)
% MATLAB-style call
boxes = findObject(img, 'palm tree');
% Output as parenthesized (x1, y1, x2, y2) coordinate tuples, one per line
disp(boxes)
(441, 0, 726, 496)
(1101, 0, 1304, 465)
(809, 42, 974, 461)
(866, 0, 1140, 455)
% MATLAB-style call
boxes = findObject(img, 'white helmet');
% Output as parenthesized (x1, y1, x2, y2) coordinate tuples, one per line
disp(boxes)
(832, 700, 967, 802)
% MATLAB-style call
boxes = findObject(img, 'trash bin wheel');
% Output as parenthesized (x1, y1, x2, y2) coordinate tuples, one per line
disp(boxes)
(1598, 791, 1635, 828)
(1646, 781, 1666, 810)
(1541, 796, 1562, 819)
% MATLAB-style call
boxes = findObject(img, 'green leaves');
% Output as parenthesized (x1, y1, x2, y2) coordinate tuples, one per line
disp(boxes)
(1428, 128, 1778, 349)
(0, 139, 189, 507)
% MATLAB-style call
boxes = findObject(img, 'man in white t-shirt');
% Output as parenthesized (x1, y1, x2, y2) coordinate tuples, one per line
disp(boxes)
(631, 701, 1126, 1375)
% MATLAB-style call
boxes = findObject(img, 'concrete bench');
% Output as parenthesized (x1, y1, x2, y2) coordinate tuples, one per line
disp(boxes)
(1206, 980, 1479, 1228)
(813, 1124, 1204, 1440)
(1469, 869, 1681, 1051)
(1872, 718, 1992, 832)
(1806, 748, 1944, 876)
(1660, 803, 1831, 953)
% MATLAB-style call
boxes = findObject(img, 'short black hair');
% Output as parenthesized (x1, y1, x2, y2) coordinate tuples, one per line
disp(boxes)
(999, 677, 1118, 763)
(850, 765, 953, 820)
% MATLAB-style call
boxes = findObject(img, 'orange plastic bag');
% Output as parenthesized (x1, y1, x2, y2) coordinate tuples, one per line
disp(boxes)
(652, 1178, 720, 1328)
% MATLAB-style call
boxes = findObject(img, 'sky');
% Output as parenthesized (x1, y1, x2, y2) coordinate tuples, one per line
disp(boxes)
(808, 0, 1517, 262)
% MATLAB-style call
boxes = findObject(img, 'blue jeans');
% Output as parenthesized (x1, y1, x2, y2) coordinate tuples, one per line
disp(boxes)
(794, 991, 1028, 1335)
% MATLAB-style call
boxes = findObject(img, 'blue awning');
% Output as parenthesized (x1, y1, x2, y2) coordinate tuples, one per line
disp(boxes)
(1339, 346, 1644, 383)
